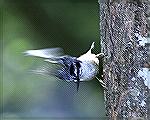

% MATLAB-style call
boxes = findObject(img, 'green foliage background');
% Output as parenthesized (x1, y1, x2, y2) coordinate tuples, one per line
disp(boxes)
(1, 0, 105, 119)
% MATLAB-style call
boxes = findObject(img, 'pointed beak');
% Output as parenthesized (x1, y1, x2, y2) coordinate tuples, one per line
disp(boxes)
(96, 53, 104, 59)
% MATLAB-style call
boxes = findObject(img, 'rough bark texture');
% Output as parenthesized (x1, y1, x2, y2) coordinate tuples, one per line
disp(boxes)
(99, 0, 150, 120)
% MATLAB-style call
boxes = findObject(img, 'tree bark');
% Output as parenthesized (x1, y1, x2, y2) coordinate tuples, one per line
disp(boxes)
(99, 0, 150, 119)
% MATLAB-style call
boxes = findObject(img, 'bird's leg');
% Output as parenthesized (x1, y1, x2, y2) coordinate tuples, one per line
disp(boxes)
(95, 76, 106, 89)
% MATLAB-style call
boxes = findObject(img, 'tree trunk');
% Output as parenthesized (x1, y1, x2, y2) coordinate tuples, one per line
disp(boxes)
(99, 0, 150, 119)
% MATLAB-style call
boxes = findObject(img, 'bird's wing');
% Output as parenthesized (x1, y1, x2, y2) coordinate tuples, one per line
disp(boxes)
(24, 48, 64, 59)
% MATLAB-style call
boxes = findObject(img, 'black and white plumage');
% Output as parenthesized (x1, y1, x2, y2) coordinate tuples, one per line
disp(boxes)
(24, 42, 104, 91)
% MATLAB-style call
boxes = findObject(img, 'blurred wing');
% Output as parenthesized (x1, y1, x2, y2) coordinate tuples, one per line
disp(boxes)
(30, 63, 74, 82)
(24, 47, 81, 83)
(24, 48, 64, 58)
(30, 63, 57, 77)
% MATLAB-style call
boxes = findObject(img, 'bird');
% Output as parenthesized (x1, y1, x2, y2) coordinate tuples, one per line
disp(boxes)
(24, 42, 105, 91)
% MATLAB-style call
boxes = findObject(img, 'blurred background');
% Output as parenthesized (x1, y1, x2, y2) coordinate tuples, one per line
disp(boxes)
(1, 0, 106, 119)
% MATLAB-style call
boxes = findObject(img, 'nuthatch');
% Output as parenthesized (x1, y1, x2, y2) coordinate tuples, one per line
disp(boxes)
(24, 42, 105, 91)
